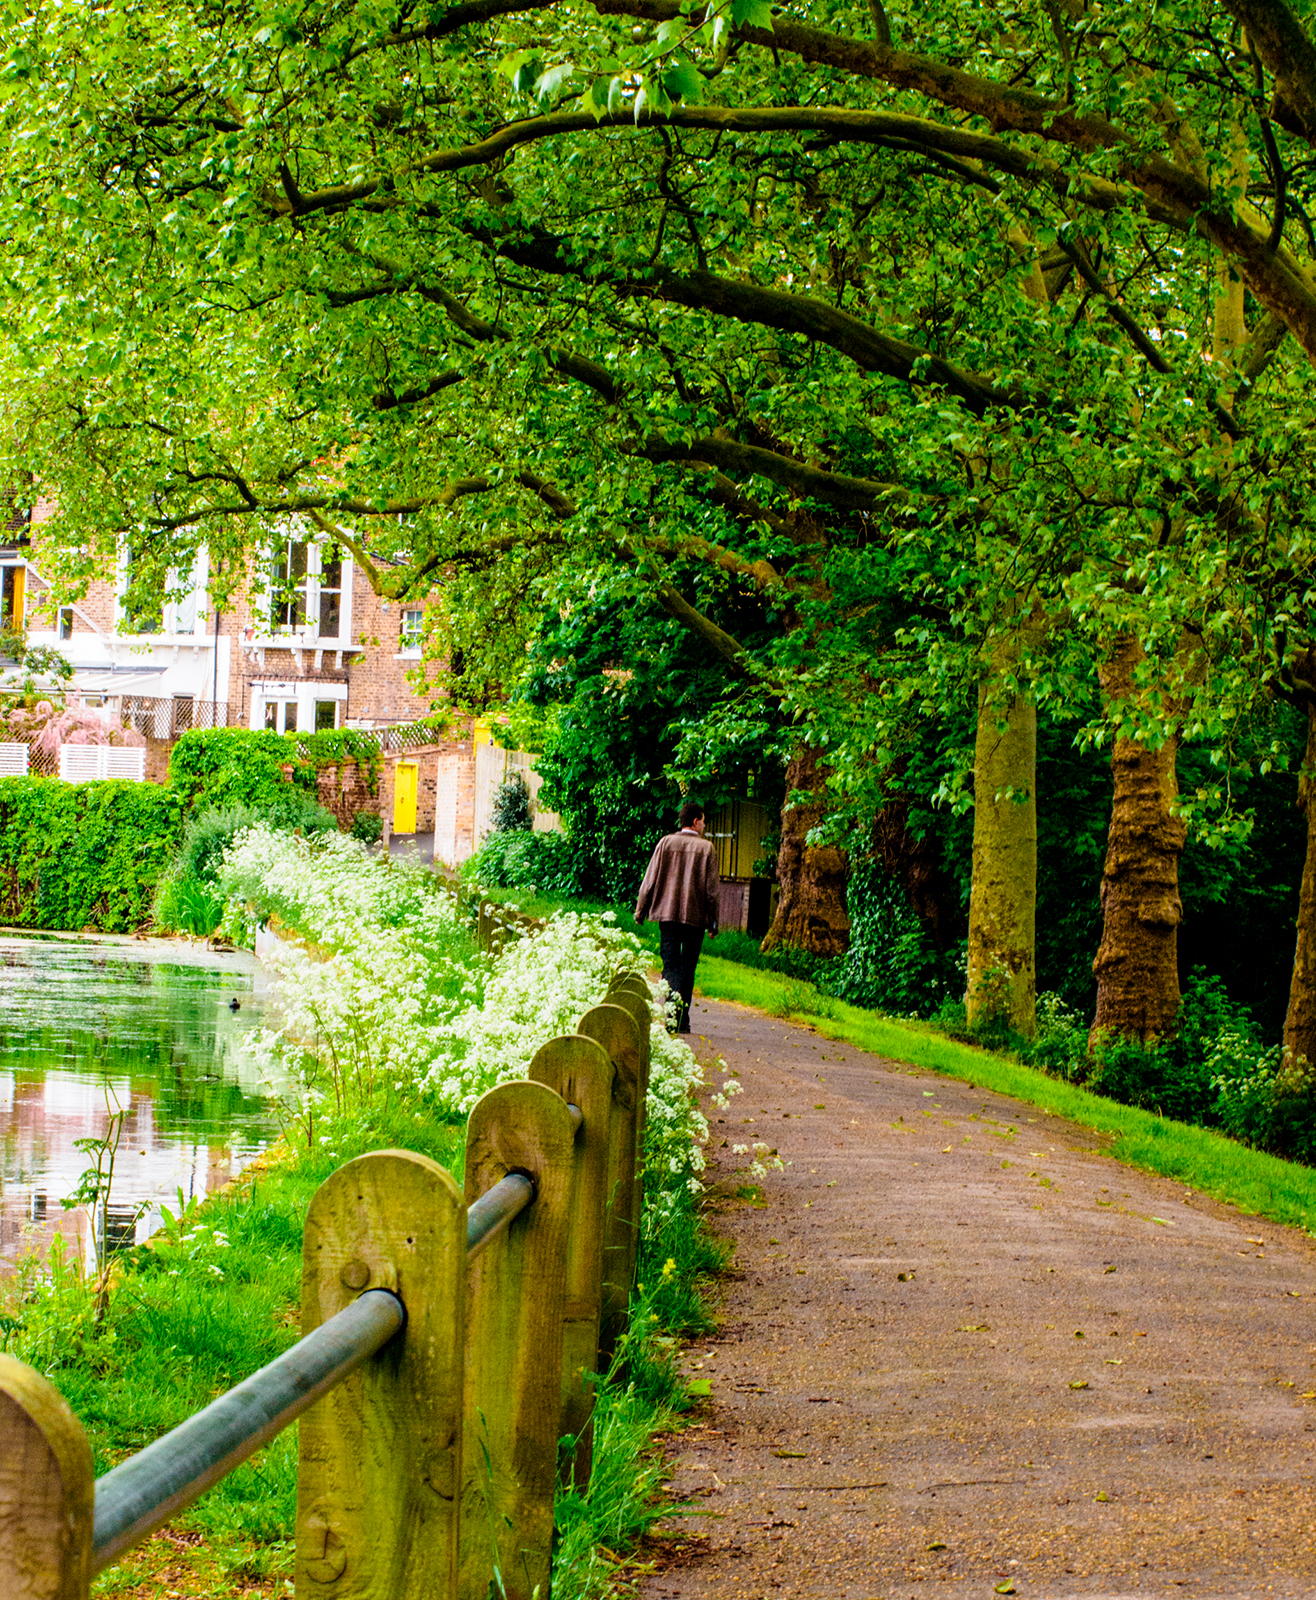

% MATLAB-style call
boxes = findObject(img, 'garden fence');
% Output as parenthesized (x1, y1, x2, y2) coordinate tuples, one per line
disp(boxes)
(0, 967, 655, 1600)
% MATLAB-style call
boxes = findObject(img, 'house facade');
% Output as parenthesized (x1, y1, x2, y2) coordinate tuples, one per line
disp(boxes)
(1, 503, 440, 737)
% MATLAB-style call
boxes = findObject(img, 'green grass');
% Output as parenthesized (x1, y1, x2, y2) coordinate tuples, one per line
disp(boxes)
(691, 953, 1316, 1234)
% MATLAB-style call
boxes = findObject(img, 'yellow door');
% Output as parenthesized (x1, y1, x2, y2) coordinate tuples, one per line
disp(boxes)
(393, 761, 418, 834)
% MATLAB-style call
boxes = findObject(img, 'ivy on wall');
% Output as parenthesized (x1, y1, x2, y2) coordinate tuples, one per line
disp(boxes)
(168, 727, 384, 808)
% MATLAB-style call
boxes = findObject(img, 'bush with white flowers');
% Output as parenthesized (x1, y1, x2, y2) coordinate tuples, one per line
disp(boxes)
(219, 826, 713, 1207)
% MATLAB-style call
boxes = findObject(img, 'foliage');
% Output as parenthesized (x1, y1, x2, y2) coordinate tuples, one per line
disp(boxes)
(0, 776, 183, 932)
(349, 809, 383, 844)
(168, 727, 383, 814)
(490, 771, 533, 834)
(468, 827, 578, 898)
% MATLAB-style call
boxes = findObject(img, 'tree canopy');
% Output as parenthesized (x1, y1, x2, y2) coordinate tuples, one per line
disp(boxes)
(10, 0, 1316, 998)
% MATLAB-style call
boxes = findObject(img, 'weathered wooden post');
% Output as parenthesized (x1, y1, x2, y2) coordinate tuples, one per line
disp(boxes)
(0, 1355, 94, 1600)
(459, 1081, 576, 1600)
(527, 1034, 615, 1486)
(297, 1150, 466, 1599)
(576, 1003, 644, 1360)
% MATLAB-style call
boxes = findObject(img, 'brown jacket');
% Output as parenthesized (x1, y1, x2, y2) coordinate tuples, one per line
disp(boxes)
(635, 830, 721, 932)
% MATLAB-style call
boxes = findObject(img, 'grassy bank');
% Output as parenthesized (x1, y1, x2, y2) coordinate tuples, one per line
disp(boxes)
(691, 952, 1316, 1235)
(2, 1098, 718, 1599)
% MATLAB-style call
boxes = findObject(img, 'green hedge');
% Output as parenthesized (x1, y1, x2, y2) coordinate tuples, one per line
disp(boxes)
(0, 776, 183, 932)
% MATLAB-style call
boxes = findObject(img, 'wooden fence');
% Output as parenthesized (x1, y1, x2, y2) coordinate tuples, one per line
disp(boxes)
(0, 968, 655, 1600)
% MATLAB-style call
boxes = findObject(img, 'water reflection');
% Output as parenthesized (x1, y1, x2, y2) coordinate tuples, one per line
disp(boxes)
(0, 937, 277, 1272)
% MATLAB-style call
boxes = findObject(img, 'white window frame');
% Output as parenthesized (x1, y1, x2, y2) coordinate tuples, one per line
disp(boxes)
(249, 679, 349, 734)
(259, 532, 353, 648)
(398, 606, 424, 660)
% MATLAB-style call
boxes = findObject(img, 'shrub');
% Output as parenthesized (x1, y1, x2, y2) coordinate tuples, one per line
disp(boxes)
(1209, 1031, 1281, 1149)
(823, 861, 961, 1015)
(490, 771, 532, 834)
(469, 828, 577, 898)
(1024, 992, 1089, 1080)
(349, 810, 383, 844)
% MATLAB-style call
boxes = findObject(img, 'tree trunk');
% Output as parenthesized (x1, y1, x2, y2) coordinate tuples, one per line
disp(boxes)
(872, 794, 960, 949)
(761, 744, 850, 957)
(1284, 685, 1316, 1066)
(966, 640, 1038, 1038)
(1089, 635, 1185, 1045)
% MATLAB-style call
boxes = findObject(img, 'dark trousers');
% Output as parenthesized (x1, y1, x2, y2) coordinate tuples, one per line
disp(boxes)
(659, 921, 705, 1034)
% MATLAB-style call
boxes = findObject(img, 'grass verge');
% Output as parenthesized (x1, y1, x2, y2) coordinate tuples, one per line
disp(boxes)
(691, 953, 1316, 1234)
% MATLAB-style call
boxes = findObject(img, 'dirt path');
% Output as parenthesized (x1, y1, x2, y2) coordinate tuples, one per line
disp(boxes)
(637, 996, 1316, 1600)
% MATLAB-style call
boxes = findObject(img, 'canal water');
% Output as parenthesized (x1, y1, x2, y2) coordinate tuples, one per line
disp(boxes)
(0, 935, 278, 1273)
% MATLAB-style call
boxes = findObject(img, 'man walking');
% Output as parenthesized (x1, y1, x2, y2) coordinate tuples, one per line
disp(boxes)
(635, 801, 721, 1034)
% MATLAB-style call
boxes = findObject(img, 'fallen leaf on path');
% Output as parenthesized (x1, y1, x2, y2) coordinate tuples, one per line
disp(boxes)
(773, 1450, 807, 1458)
(926, 1540, 947, 1551)
(994, 1582, 1017, 1594)
(957, 1324, 990, 1332)
(687, 1379, 712, 1396)
(1105, 1359, 1123, 1365)
(1069, 1380, 1090, 1390)
(1094, 1491, 1109, 1502)
(942, 1146, 952, 1153)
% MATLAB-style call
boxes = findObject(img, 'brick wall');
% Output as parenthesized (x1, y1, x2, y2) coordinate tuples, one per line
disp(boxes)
(314, 761, 379, 830)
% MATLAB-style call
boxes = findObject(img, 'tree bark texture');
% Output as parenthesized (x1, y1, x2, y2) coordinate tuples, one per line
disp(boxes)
(966, 644, 1038, 1038)
(761, 744, 851, 957)
(1284, 683, 1316, 1066)
(1089, 636, 1185, 1045)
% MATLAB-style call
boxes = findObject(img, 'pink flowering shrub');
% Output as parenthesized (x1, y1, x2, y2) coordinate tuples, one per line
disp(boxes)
(18, 701, 146, 755)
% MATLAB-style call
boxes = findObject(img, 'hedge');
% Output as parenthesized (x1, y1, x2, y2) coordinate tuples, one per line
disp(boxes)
(0, 776, 183, 933)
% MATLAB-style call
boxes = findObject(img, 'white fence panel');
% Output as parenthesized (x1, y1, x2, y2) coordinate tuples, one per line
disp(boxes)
(58, 744, 146, 783)
(473, 743, 560, 845)
(0, 742, 29, 777)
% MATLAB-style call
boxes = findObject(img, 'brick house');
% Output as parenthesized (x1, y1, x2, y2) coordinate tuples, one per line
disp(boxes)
(1, 502, 442, 738)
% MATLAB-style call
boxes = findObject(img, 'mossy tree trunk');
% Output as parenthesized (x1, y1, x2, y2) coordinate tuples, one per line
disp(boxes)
(761, 743, 850, 958)
(1284, 666, 1316, 1067)
(1089, 635, 1185, 1046)
(966, 637, 1038, 1038)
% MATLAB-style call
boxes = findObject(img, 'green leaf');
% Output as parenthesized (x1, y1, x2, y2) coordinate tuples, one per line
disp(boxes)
(662, 57, 703, 103)
(607, 75, 628, 116)
(584, 77, 612, 121)
(533, 62, 574, 104)
(494, 48, 538, 80)
(731, 0, 774, 30)
(655, 17, 686, 47)
(687, 1378, 712, 1395)
(510, 56, 542, 96)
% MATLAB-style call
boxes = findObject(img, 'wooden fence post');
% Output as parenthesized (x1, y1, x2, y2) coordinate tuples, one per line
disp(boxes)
(460, 1081, 576, 1600)
(576, 1003, 644, 1360)
(297, 1150, 466, 1600)
(0, 1354, 93, 1600)
(527, 1033, 615, 1487)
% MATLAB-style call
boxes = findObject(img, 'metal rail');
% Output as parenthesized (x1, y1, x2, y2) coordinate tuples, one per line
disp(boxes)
(464, 1103, 581, 1259)
(92, 1288, 405, 1573)
(91, 1099, 584, 1571)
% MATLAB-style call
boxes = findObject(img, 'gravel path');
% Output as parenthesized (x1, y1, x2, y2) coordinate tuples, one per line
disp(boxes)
(637, 995, 1316, 1600)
